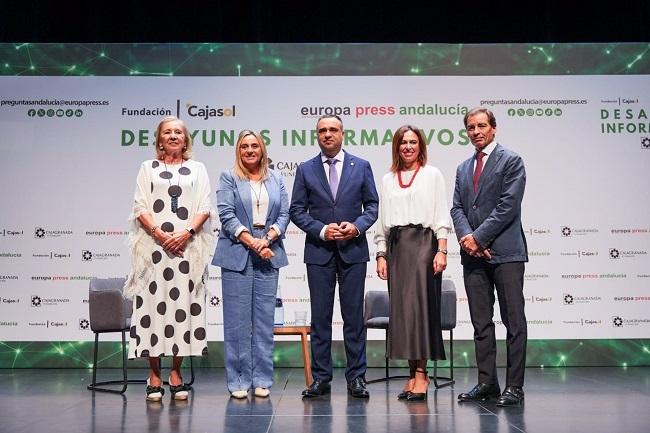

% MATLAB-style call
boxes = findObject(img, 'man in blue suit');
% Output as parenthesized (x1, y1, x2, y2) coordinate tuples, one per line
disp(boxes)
(451, 107, 528, 407)
(290, 114, 379, 398)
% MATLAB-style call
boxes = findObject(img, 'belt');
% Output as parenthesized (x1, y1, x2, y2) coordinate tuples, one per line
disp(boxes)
(252, 224, 265, 229)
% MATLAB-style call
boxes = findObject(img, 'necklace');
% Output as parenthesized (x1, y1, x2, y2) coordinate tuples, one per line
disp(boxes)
(397, 164, 421, 188)
(250, 180, 263, 212)
(163, 159, 183, 213)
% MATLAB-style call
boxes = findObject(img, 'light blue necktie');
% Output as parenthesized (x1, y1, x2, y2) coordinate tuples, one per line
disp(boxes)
(326, 158, 339, 199)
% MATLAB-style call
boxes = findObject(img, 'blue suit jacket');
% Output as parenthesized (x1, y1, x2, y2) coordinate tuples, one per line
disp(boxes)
(289, 151, 379, 265)
(450, 143, 528, 265)
(212, 169, 290, 271)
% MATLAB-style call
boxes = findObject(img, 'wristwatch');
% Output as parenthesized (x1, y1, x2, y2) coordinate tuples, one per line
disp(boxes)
(437, 249, 448, 255)
(186, 227, 196, 236)
(265, 234, 274, 244)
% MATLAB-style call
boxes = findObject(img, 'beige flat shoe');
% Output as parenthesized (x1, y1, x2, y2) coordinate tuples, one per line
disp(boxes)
(231, 390, 248, 399)
(254, 387, 270, 397)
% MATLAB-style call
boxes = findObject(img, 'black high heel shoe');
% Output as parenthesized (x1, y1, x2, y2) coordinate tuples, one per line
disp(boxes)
(398, 369, 417, 399)
(397, 390, 411, 399)
(406, 368, 429, 401)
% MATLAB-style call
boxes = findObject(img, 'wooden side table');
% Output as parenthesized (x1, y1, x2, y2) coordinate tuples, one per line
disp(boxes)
(273, 325, 312, 386)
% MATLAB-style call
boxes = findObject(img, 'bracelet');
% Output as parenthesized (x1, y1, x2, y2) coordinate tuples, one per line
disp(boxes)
(186, 227, 196, 236)
(376, 251, 387, 260)
(437, 249, 448, 255)
(150, 225, 159, 236)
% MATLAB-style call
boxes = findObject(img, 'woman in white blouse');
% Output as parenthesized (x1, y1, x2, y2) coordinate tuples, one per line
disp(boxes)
(375, 125, 452, 401)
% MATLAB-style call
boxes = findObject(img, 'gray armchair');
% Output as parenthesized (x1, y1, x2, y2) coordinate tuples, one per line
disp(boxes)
(363, 279, 456, 388)
(86, 277, 195, 394)
(87, 277, 139, 393)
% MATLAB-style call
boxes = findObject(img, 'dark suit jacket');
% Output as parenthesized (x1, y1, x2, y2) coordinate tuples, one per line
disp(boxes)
(289, 151, 379, 265)
(450, 143, 528, 265)
(212, 169, 290, 271)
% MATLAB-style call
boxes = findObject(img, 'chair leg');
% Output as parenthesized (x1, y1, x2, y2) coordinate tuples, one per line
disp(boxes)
(187, 356, 195, 386)
(365, 328, 409, 384)
(87, 330, 145, 393)
(90, 332, 99, 388)
(432, 329, 455, 389)
(385, 337, 389, 379)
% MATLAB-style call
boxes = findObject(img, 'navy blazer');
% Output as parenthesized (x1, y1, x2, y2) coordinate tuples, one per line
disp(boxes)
(289, 151, 379, 265)
(450, 143, 528, 265)
(212, 169, 290, 271)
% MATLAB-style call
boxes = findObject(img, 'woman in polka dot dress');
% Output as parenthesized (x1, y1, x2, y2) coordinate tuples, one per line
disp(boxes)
(124, 116, 214, 401)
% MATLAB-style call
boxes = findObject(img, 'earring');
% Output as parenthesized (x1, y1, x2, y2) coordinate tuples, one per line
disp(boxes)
(183, 146, 187, 150)
(159, 146, 164, 150)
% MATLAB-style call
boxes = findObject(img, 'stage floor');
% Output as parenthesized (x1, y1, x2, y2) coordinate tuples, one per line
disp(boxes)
(1, 366, 649, 433)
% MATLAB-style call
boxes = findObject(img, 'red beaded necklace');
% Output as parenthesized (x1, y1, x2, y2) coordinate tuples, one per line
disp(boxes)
(397, 164, 421, 188)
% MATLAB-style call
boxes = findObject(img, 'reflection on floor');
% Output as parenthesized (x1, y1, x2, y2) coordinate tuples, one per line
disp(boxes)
(1, 366, 649, 433)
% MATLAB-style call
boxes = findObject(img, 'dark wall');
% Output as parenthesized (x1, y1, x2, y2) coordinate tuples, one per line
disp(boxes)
(2, 2, 650, 43)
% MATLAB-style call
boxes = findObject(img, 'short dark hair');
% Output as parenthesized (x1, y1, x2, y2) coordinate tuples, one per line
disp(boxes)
(316, 114, 343, 129)
(463, 107, 497, 128)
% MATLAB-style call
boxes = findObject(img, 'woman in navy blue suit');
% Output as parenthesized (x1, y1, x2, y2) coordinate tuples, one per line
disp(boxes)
(212, 130, 289, 399)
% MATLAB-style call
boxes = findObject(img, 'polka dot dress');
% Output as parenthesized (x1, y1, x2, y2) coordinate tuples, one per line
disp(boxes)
(128, 159, 208, 359)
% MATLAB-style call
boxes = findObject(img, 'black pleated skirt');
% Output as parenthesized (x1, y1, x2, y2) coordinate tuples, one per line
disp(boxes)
(387, 225, 445, 361)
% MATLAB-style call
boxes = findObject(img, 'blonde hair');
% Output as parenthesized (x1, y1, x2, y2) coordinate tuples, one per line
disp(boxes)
(155, 116, 192, 160)
(233, 130, 270, 181)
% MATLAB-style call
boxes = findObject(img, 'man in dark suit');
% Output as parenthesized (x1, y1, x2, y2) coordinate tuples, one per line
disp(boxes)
(450, 107, 528, 407)
(290, 114, 379, 398)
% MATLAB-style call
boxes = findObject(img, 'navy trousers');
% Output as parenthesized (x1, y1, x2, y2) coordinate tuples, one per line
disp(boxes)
(306, 251, 367, 383)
